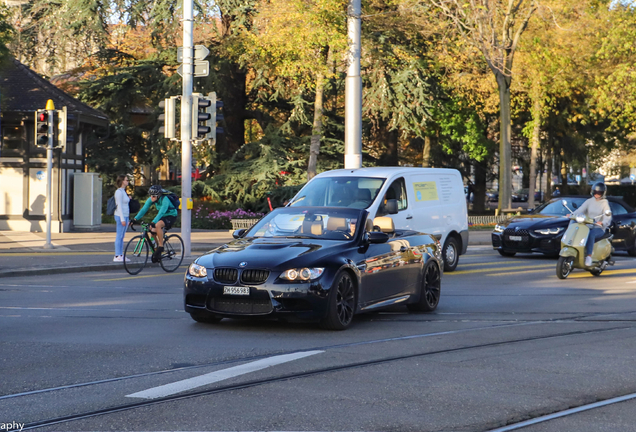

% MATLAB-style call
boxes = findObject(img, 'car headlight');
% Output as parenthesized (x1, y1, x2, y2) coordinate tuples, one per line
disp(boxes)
(494, 224, 505, 233)
(280, 267, 324, 281)
(188, 262, 208, 278)
(576, 215, 585, 223)
(534, 227, 563, 235)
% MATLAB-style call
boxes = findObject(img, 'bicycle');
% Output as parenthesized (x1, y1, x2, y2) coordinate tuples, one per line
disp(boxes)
(123, 221, 184, 275)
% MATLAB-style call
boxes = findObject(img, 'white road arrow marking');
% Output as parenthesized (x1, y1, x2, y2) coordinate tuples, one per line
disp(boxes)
(126, 350, 323, 399)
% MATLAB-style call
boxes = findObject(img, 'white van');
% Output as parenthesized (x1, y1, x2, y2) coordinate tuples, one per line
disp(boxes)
(288, 167, 469, 271)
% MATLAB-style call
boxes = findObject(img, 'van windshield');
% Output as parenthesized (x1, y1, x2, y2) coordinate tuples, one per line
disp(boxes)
(289, 177, 385, 209)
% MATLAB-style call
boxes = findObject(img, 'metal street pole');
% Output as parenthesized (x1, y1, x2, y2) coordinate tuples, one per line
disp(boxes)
(43, 99, 55, 249)
(344, 0, 362, 169)
(181, 0, 194, 257)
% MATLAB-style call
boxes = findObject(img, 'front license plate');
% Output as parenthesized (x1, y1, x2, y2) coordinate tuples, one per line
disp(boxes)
(508, 235, 522, 241)
(223, 286, 250, 296)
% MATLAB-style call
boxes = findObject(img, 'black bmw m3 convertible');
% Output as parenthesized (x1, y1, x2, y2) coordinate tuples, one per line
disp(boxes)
(184, 206, 443, 330)
(492, 196, 636, 257)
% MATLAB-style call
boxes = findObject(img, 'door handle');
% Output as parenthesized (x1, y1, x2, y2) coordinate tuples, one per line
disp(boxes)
(406, 215, 413, 220)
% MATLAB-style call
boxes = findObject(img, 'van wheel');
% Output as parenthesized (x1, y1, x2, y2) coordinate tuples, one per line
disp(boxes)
(442, 237, 459, 272)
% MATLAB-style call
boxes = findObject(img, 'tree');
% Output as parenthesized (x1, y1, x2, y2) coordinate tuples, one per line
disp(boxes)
(421, 0, 538, 210)
(244, 0, 348, 180)
(0, 3, 13, 62)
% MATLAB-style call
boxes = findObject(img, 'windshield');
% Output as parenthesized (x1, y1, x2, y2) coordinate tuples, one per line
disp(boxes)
(537, 197, 587, 216)
(245, 207, 365, 240)
(289, 176, 385, 209)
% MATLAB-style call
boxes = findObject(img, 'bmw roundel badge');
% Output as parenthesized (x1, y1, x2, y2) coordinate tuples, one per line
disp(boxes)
(239, 262, 247, 268)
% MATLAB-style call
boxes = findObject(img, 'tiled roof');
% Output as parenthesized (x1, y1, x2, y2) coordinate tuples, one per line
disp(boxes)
(0, 57, 108, 123)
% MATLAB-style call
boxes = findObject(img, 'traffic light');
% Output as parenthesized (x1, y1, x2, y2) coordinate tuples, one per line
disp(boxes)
(158, 96, 178, 139)
(55, 107, 73, 151)
(205, 92, 224, 143)
(35, 110, 49, 147)
(192, 93, 212, 140)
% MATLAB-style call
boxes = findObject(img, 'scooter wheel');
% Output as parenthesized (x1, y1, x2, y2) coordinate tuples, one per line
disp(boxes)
(557, 256, 574, 279)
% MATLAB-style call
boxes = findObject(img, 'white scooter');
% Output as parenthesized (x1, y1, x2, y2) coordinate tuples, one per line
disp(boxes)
(557, 200, 614, 279)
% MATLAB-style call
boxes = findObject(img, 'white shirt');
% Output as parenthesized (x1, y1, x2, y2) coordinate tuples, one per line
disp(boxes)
(114, 188, 130, 219)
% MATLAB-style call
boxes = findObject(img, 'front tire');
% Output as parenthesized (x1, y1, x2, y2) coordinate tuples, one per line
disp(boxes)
(556, 256, 574, 279)
(407, 261, 441, 312)
(498, 249, 517, 257)
(320, 271, 356, 330)
(442, 237, 460, 272)
(628, 237, 636, 257)
(124, 235, 149, 275)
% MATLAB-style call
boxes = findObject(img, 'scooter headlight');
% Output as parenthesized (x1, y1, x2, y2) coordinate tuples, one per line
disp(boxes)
(576, 215, 585, 223)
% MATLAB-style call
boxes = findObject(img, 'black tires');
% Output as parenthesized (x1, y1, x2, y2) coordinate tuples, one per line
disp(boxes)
(628, 237, 636, 257)
(498, 249, 517, 257)
(190, 310, 223, 324)
(160, 234, 184, 272)
(321, 271, 356, 330)
(124, 235, 149, 275)
(442, 237, 460, 272)
(556, 256, 574, 279)
(407, 261, 441, 312)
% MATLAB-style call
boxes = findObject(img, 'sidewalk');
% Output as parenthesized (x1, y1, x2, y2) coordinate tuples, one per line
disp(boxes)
(0, 225, 234, 278)
(0, 227, 492, 278)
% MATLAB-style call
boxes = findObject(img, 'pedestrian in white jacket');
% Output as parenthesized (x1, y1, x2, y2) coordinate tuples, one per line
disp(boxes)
(113, 175, 130, 262)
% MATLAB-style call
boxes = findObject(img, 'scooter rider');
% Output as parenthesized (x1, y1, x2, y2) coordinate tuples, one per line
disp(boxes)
(572, 182, 612, 267)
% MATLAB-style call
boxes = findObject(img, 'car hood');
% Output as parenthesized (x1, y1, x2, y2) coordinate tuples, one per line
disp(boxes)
(499, 214, 569, 230)
(195, 237, 341, 270)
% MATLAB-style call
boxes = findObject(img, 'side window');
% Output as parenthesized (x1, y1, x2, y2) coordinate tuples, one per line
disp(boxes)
(378, 178, 408, 215)
(609, 201, 627, 216)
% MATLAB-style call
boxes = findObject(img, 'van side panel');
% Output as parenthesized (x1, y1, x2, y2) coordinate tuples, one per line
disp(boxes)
(407, 171, 468, 250)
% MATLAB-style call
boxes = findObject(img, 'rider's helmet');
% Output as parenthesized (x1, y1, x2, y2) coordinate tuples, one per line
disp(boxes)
(148, 184, 163, 197)
(591, 182, 607, 199)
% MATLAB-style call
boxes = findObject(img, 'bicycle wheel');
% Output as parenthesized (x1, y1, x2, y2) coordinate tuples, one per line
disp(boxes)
(160, 234, 184, 272)
(124, 235, 149, 275)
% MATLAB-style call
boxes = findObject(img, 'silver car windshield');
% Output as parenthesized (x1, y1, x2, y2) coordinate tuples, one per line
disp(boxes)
(289, 177, 385, 209)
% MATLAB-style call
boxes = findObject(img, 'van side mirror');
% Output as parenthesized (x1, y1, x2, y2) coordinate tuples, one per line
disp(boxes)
(232, 229, 247, 239)
(385, 199, 398, 215)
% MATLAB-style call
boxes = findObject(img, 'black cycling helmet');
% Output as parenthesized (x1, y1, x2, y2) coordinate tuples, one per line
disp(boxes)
(591, 182, 607, 198)
(148, 185, 163, 196)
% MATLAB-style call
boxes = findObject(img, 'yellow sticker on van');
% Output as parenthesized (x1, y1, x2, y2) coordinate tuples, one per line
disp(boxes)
(413, 182, 439, 201)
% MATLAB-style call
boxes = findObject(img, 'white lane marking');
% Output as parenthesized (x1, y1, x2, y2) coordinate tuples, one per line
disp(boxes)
(486, 391, 636, 431)
(126, 350, 323, 399)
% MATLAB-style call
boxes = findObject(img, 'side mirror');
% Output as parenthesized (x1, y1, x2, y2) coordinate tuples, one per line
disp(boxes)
(232, 229, 247, 239)
(605, 209, 612, 217)
(367, 231, 389, 244)
(385, 199, 398, 215)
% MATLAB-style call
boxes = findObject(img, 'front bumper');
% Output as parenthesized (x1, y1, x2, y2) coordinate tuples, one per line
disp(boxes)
(184, 272, 334, 321)
(492, 230, 563, 254)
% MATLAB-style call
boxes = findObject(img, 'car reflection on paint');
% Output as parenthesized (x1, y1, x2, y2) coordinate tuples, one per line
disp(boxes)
(184, 206, 443, 330)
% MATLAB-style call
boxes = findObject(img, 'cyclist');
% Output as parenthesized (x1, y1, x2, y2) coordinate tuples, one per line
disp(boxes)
(131, 185, 178, 262)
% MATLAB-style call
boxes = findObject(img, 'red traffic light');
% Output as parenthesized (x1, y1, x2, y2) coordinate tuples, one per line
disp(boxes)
(38, 112, 47, 122)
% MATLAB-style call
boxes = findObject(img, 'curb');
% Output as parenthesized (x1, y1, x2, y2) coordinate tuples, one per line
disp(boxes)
(0, 257, 198, 279)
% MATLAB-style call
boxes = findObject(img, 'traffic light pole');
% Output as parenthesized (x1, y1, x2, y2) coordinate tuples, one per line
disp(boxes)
(344, 0, 362, 169)
(181, 0, 194, 257)
(43, 101, 55, 249)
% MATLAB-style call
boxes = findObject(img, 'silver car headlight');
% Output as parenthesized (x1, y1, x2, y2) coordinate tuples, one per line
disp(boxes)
(280, 268, 324, 281)
(494, 224, 505, 233)
(534, 227, 563, 235)
(576, 215, 585, 224)
(188, 262, 208, 278)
